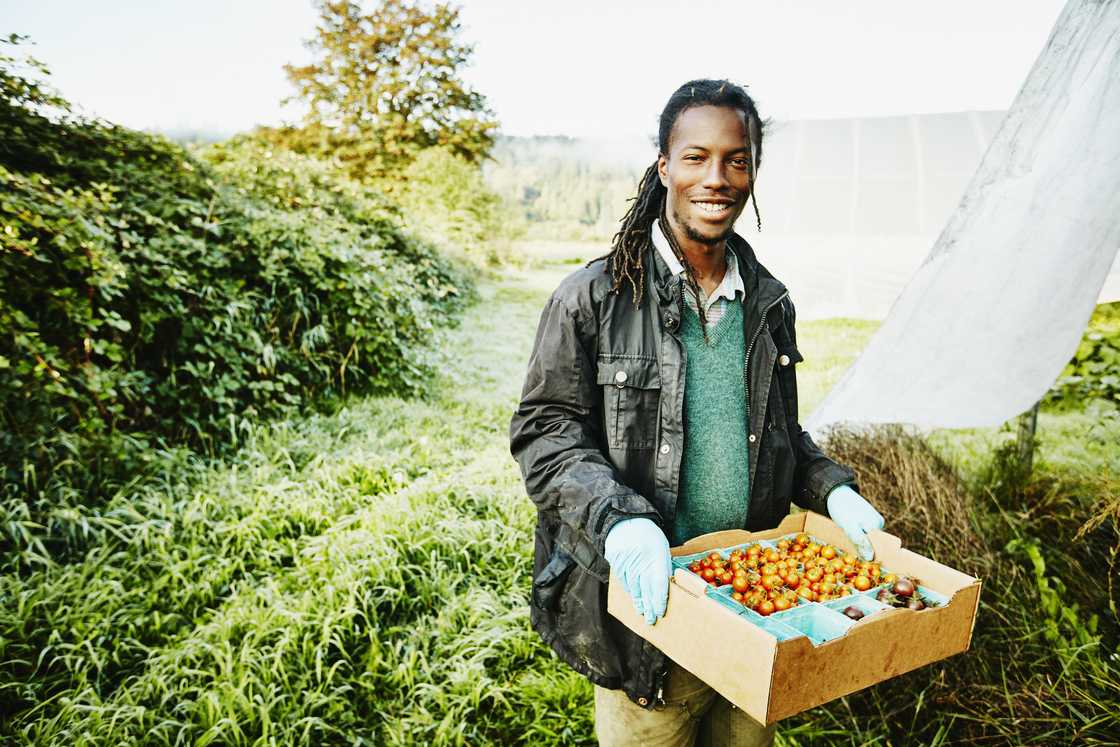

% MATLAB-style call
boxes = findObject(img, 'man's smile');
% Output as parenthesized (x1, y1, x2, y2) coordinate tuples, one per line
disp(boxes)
(691, 198, 737, 219)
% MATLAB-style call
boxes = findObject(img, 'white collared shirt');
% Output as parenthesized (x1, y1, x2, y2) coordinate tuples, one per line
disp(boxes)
(652, 219, 745, 330)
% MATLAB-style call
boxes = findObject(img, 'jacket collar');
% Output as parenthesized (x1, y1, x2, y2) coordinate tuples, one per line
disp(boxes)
(649, 226, 787, 312)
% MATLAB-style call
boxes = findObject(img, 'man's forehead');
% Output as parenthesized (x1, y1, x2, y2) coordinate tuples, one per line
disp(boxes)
(668, 105, 752, 151)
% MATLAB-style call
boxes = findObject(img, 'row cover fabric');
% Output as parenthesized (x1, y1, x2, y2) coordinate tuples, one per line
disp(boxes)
(806, 0, 1120, 434)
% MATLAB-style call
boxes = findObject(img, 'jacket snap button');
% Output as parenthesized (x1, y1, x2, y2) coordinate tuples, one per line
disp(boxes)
(637, 697, 649, 707)
(659, 443, 670, 455)
(748, 434, 757, 443)
(614, 370, 628, 384)
(779, 354, 791, 366)
(665, 315, 677, 330)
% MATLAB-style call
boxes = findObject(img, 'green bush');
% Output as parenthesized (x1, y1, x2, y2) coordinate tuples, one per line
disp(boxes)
(1046, 301, 1120, 409)
(394, 146, 514, 266)
(0, 38, 472, 565)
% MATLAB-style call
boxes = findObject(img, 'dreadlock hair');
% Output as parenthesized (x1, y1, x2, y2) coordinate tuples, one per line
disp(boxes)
(606, 79, 768, 313)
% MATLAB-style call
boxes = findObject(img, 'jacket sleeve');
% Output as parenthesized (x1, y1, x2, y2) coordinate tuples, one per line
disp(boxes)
(510, 292, 662, 563)
(781, 297, 859, 516)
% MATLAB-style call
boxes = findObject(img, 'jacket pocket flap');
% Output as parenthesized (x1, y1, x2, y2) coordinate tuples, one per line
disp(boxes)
(532, 549, 575, 610)
(595, 357, 661, 389)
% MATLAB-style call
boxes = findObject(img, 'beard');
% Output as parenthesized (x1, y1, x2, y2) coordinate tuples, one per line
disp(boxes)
(672, 203, 738, 246)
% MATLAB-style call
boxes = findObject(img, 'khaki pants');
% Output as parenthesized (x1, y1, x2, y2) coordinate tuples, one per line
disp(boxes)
(594, 662, 776, 747)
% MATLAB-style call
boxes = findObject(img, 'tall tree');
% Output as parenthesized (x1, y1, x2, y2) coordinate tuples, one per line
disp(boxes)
(279, 0, 498, 183)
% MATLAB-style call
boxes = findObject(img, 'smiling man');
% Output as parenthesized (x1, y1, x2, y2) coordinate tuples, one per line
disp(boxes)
(510, 79, 884, 746)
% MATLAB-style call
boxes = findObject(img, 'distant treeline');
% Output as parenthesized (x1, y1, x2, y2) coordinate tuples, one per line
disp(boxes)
(486, 135, 650, 242)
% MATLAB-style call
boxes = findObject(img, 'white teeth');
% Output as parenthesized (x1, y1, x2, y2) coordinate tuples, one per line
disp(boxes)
(695, 202, 730, 214)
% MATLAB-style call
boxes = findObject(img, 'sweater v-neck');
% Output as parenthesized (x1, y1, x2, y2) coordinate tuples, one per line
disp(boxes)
(682, 300, 739, 347)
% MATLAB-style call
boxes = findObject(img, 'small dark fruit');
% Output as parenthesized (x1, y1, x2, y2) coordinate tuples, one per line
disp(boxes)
(892, 577, 916, 598)
(905, 596, 926, 611)
(842, 605, 865, 621)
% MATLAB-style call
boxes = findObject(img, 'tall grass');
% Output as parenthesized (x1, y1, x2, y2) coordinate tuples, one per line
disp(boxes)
(2, 280, 594, 744)
(3, 259, 1117, 744)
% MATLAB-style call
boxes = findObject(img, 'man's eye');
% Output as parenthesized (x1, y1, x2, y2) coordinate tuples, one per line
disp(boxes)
(731, 159, 750, 168)
(684, 154, 703, 162)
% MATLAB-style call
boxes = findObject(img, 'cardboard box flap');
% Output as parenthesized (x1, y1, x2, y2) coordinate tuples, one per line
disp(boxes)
(673, 567, 710, 597)
(607, 568, 779, 718)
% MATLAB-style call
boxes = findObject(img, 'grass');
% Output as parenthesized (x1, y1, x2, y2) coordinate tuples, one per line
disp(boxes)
(1, 252, 1117, 744)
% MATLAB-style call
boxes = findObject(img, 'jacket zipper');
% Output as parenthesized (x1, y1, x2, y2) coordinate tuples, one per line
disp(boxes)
(743, 291, 789, 516)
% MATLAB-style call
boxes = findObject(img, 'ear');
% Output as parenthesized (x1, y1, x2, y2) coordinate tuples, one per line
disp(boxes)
(657, 153, 669, 187)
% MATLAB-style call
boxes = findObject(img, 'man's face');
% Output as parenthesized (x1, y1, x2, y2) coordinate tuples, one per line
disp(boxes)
(657, 105, 753, 246)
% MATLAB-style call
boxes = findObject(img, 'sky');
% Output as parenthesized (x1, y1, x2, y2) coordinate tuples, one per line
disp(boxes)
(4, 0, 1068, 139)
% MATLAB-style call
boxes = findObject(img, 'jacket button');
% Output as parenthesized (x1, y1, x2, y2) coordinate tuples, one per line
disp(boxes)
(637, 697, 649, 707)
(614, 370, 628, 384)
(779, 354, 791, 366)
(748, 434, 757, 443)
(664, 315, 678, 330)
(659, 443, 670, 455)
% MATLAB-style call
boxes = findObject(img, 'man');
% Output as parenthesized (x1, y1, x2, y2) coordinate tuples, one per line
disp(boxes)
(509, 80, 884, 747)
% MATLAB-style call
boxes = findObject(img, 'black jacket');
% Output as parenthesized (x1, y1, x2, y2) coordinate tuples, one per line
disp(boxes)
(509, 233, 857, 708)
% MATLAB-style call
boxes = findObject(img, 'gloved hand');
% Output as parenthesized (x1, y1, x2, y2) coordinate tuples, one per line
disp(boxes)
(604, 517, 672, 625)
(826, 485, 884, 561)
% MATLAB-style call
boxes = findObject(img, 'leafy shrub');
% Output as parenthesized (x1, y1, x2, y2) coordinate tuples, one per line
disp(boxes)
(394, 146, 514, 266)
(0, 38, 472, 564)
(1046, 301, 1120, 409)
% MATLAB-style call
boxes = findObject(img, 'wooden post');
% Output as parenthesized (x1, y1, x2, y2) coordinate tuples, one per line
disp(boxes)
(1016, 401, 1041, 474)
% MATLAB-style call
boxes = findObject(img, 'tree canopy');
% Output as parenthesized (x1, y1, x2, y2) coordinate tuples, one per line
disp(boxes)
(275, 0, 498, 183)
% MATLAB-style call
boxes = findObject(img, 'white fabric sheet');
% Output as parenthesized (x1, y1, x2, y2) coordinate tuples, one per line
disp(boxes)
(806, 0, 1120, 434)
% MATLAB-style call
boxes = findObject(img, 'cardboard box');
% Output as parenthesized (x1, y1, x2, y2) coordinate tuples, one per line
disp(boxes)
(607, 511, 981, 725)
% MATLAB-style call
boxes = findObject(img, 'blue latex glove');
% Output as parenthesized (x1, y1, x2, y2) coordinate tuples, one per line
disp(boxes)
(604, 517, 672, 625)
(826, 485, 885, 561)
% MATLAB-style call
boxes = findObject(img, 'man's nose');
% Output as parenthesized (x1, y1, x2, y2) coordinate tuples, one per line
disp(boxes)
(701, 161, 729, 190)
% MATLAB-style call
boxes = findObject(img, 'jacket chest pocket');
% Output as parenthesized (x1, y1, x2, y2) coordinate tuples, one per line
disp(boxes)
(596, 356, 661, 449)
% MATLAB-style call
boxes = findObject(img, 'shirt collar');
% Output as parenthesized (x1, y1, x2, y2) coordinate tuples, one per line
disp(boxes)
(652, 219, 745, 304)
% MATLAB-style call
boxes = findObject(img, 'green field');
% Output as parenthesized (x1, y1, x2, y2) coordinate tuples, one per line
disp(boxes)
(3, 249, 1117, 745)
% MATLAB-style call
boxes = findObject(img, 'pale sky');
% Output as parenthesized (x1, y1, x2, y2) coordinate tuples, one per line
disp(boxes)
(4, 0, 1067, 138)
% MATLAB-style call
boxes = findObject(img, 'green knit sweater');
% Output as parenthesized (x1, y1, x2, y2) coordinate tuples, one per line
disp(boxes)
(671, 301, 750, 545)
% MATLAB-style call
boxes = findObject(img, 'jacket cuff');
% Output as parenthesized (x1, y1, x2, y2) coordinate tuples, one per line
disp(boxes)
(589, 493, 663, 555)
(803, 460, 858, 516)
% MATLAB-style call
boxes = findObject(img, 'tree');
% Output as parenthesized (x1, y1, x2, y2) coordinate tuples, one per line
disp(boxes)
(279, 0, 498, 183)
